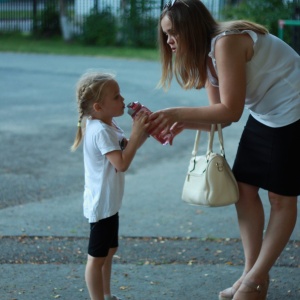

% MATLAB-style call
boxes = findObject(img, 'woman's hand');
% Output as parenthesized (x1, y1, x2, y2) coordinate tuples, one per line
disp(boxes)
(164, 122, 184, 145)
(148, 108, 179, 136)
(170, 122, 184, 136)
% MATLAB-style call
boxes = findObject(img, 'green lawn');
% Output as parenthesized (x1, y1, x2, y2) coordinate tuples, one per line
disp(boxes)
(0, 33, 160, 61)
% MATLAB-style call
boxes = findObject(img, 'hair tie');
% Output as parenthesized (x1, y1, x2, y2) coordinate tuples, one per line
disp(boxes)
(77, 121, 81, 127)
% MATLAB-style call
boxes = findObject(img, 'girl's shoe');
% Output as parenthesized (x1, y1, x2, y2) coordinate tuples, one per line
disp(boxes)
(219, 278, 243, 300)
(232, 279, 269, 300)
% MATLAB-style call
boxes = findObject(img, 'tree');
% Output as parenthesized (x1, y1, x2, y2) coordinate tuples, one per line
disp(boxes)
(222, 0, 291, 35)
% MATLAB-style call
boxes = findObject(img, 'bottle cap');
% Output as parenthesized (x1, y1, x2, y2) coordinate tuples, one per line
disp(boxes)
(127, 101, 141, 116)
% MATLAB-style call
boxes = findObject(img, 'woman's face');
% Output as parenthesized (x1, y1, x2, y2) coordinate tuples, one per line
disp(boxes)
(161, 15, 178, 53)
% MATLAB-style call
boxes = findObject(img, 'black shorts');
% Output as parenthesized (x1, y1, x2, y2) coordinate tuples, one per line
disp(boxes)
(232, 115, 300, 196)
(88, 213, 119, 257)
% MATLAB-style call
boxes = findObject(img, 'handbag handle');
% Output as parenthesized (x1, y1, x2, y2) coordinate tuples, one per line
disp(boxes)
(192, 124, 225, 157)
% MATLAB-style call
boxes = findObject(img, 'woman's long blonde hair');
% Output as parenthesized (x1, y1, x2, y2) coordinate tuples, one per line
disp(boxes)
(158, 0, 268, 91)
(70, 72, 115, 152)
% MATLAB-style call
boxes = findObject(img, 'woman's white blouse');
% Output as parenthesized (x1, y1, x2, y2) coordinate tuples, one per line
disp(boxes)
(208, 30, 300, 127)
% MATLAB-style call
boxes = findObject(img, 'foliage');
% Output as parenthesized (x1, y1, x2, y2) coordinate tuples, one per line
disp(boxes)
(35, 1, 61, 37)
(119, 0, 158, 48)
(222, 0, 293, 36)
(80, 7, 117, 46)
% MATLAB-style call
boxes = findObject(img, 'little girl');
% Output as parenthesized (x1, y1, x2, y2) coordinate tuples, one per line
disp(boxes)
(71, 71, 149, 300)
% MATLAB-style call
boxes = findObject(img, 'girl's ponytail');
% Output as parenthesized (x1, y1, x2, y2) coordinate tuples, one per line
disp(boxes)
(70, 114, 84, 152)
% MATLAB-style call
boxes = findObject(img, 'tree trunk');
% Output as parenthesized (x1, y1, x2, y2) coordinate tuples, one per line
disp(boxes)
(59, 0, 72, 42)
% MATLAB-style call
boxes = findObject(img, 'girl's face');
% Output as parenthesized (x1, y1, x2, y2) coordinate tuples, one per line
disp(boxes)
(161, 15, 178, 52)
(99, 80, 125, 118)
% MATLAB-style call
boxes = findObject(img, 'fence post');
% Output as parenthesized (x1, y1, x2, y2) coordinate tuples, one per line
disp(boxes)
(278, 19, 284, 40)
(94, 0, 98, 11)
(292, 5, 300, 54)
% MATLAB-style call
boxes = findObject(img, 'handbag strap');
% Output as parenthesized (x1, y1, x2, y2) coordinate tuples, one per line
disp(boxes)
(207, 124, 225, 156)
(192, 130, 201, 156)
(192, 124, 225, 157)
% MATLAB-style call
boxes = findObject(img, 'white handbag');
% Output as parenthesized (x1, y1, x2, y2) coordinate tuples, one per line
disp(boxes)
(182, 124, 239, 207)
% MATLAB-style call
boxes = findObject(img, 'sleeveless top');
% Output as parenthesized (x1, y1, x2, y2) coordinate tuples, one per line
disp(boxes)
(208, 30, 300, 127)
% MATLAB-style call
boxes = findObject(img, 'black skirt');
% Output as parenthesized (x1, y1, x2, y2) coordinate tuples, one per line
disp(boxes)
(232, 115, 300, 196)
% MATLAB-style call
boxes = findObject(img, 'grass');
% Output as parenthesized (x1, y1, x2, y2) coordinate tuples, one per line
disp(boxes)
(0, 33, 160, 61)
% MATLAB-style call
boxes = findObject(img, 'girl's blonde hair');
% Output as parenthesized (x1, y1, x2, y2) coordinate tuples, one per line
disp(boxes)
(158, 0, 268, 91)
(70, 72, 115, 152)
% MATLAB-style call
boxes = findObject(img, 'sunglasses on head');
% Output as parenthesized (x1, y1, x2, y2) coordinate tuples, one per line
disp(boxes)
(163, 0, 189, 10)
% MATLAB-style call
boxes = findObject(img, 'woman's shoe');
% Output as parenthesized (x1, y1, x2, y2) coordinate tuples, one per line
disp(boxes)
(219, 278, 243, 300)
(232, 279, 269, 300)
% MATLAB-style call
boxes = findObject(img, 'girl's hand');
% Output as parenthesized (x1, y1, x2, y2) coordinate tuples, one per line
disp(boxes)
(131, 111, 150, 143)
(107, 111, 150, 172)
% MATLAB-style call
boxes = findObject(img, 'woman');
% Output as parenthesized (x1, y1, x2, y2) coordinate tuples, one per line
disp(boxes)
(149, 1, 300, 299)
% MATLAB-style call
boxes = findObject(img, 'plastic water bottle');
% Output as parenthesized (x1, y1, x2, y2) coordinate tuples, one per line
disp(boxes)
(127, 101, 172, 145)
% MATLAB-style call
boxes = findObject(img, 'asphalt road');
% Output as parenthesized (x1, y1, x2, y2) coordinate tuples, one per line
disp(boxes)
(0, 52, 299, 300)
(0, 52, 210, 210)
(0, 52, 246, 210)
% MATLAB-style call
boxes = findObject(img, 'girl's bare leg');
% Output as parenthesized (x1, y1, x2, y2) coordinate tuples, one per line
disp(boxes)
(85, 254, 106, 300)
(102, 247, 118, 297)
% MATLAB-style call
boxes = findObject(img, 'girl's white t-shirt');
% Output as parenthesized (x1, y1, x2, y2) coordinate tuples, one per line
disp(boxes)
(208, 30, 300, 127)
(83, 118, 125, 223)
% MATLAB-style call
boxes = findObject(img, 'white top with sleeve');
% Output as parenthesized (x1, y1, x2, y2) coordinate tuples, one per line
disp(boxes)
(83, 118, 125, 223)
(208, 30, 300, 127)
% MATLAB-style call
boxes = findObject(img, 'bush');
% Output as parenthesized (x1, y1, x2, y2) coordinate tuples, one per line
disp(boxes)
(222, 0, 300, 50)
(222, 0, 292, 33)
(118, 0, 158, 48)
(35, 2, 61, 37)
(80, 7, 117, 46)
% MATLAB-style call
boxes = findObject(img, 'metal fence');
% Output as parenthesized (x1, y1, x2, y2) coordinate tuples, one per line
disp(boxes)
(0, 0, 225, 36)
(1, 0, 298, 51)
